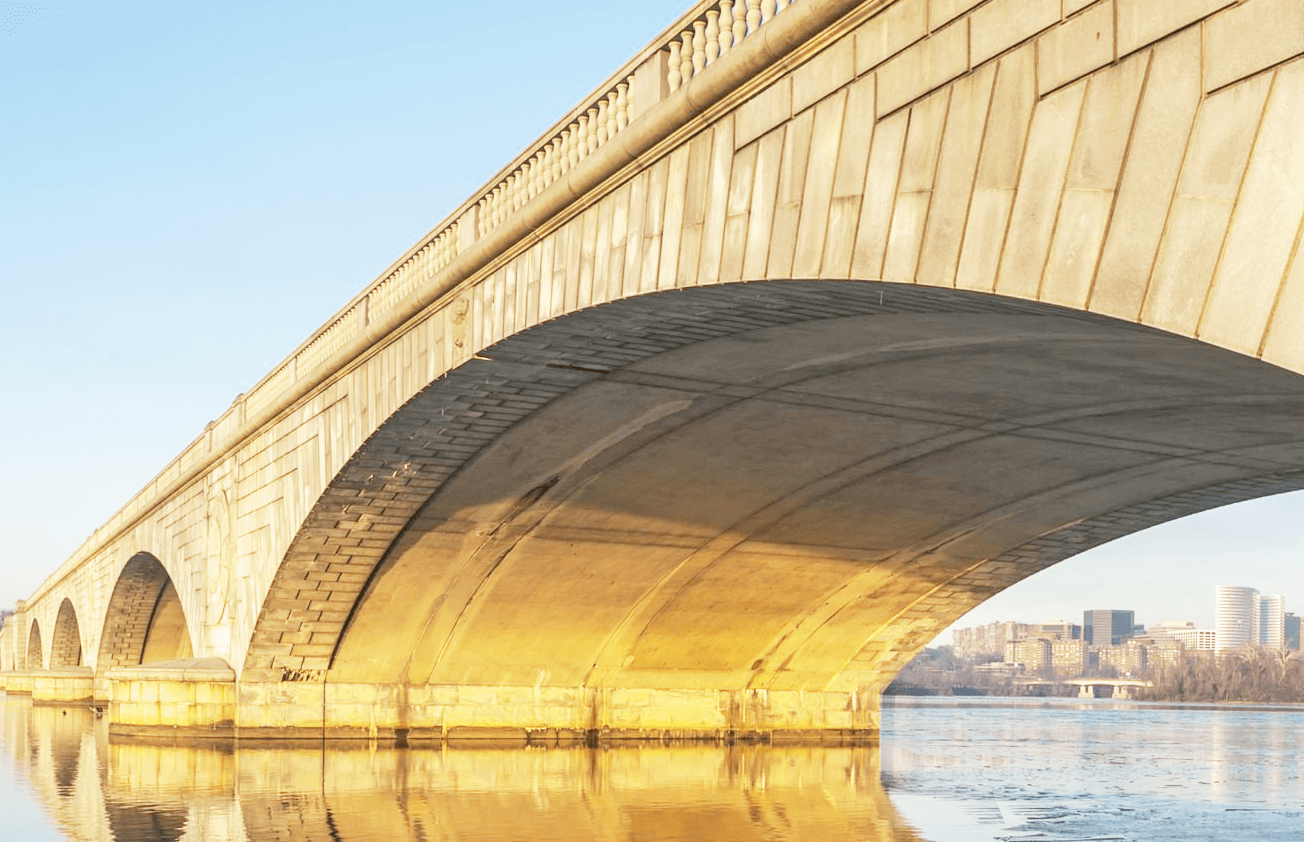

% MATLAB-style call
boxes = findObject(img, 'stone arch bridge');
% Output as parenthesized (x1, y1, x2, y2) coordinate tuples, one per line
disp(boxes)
(4, 0, 1304, 741)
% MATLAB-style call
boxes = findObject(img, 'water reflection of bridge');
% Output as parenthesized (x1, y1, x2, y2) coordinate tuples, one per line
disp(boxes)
(0, 693, 924, 842)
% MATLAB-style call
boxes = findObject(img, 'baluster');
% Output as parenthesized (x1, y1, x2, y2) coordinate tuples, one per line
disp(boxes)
(567, 123, 582, 169)
(596, 98, 610, 146)
(680, 31, 694, 84)
(553, 136, 566, 178)
(718, 2, 734, 55)
(747, 0, 762, 35)
(761, 0, 775, 25)
(605, 91, 619, 139)
(692, 21, 707, 73)
(667, 42, 682, 92)
(476, 198, 488, 237)
(616, 82, 629, 131)
(526, 156, 539, 200)
(705, 11, 720, 65)
(733, 0, 748, 43)
(492, 185, 504, 226)
(576, 113, 590, 161)
(554, 133, 568, 178)
(586, 107, 600, 155)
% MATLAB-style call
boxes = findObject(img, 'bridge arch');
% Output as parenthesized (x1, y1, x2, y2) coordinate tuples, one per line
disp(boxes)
(97, 553, 195, 669)
(49, 598, 83, 668)
(26, 619, 43, 670)
(12, 0, 1304, 737)
(245, 281, 1304, 709)
(240, 1, 1304, 695)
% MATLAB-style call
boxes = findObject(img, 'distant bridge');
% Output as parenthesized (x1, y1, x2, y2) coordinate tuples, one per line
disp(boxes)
(4, 0, 1304, 741)
(1018, 677, 1154, 699)
(1064, 678, 1153, 699)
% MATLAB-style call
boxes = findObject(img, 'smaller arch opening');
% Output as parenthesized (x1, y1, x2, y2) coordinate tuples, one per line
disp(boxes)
(49, 598, 83, 668)
(26, 620, 43, 670)
(98, 553, 195, 669)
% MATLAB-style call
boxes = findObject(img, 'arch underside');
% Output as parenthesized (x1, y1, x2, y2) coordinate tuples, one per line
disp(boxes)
(27, 620, 43, 670)
(49, 599, 82, 668)
(98, 553, 195, 669)
(250, 281, 1304, 697)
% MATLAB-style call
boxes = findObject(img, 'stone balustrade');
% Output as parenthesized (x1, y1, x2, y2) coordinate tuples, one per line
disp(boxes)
(669, 0, 797, 91)
(24, 0, 809, 610)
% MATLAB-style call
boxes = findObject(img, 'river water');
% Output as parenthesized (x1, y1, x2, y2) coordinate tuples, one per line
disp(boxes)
(2, 692, 1301, 840)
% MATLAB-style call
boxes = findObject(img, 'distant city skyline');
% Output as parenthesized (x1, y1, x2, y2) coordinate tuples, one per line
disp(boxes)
(940, 490, 1304, 644)
(948, 568, 1298, 649)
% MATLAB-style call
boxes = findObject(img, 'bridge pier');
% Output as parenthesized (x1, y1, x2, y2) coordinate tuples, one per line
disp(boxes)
(31, 667, 95, 705)
(0, 670, 35, 695)
(12, 670, 880, 744)
(1077, 684, 1095, 699)
(234, 682, 880, 744)
(106, 660, 236, 738)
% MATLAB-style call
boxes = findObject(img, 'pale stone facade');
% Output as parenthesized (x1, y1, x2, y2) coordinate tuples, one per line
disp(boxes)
(4, 0, 1304, 740)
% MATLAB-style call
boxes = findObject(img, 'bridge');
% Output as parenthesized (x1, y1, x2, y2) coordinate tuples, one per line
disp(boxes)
(1064, 677, 1153, 699)
(3, 0, 1304, 742)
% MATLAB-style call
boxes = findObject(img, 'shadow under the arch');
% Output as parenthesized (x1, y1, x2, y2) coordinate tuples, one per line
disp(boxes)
(246, 280, 1304, 739)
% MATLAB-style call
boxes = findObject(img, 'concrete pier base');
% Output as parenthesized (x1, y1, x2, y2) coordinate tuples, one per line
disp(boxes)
(0, 671, 35, 695)
(233, 682, 880, 744)
(31, 667, 94, 705)
(107, 659, 236, 738)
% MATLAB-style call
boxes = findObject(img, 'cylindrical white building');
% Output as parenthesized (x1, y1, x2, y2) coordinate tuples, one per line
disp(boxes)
(1215, 585, 1260, 653)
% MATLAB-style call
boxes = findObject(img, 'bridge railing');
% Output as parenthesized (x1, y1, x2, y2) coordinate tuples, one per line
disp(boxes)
(31, 0, 820, 603)
(234, 0, 804, 435)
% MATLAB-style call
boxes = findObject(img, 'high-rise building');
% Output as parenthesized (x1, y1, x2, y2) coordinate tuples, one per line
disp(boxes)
(1170, 628, 1216, 651)
(1216, 585, 1261, 652)
(1149, 620, 1195, 639)
(1004, 638, 1051, 674)
(1259, 594, 1286, 649)
(1098, 641, 1148, 677)
(1050, 639, 1087, 676)
(1083, 609, 1135, 646)
(1286, 613, 1301, 651)
(1029, 621, 1081, 641)
(953, 621, 1029, 660)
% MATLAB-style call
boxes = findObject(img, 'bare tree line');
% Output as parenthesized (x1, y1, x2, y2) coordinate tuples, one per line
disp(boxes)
(888, 645, 1304, 703)
(1137, 646, 1304, 704)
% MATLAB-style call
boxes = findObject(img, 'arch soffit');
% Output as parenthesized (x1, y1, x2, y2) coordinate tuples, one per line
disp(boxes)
(243, 282, 1304, 682)
(97, 551, 194, 669)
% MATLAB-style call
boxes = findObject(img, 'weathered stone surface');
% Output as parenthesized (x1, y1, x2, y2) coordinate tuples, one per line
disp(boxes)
(7, 0, 1304, 741)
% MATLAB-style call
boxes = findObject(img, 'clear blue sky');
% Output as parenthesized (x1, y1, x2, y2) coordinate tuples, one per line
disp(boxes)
(2, 1, 1302, 636)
